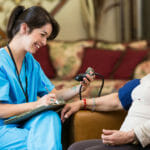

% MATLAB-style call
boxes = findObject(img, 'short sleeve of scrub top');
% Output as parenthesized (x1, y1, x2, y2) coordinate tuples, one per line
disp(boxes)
(118, 79, 140, 110)
(0, 67, 10, 103)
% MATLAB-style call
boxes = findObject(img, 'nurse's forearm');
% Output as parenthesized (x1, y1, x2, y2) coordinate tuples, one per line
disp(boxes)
(55, 85, 82, 101)
(0, 102, 38, 118)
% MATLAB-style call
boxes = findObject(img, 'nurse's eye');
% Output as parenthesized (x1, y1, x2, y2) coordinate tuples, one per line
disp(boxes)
(41, 33, 45, 37)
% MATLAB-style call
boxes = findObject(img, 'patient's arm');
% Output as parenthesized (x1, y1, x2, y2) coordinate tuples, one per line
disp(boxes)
(61, 92, 123, 122)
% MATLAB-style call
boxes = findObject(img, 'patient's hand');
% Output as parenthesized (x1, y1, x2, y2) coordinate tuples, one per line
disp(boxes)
(101, 129, 135, 146)
(61, 100, 83, 122)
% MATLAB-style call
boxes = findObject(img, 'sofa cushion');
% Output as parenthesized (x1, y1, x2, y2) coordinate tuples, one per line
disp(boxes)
(77, 47, 123, 79)
(113, 48, 149, 80)
(127, 40, 148, 49)
(0, 39, 8, 48)
(96, 41, 125, 51)
(134, 60, 150, 79)
(70, 110, 127, 143)
(48, 40, 94, 79)
(51, 79, 127, 99)
(33, 45, 56, 78)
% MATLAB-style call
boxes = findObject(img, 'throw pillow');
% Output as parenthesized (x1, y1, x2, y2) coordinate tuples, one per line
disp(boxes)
(0, 39, 8, 48)
(33, 45, 56, 79)
(127, 40, 148, 49)
(77, 48, 123, 79)
(48, 40, 94, 79)
(96, 41, 125, 51)
(134, 60, 150, 79)
(113, 48, 149, 80)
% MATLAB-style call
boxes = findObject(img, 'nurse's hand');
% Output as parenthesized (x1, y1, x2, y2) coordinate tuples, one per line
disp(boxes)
(37, 93, 57, 107)
(81, 71, 95, 91)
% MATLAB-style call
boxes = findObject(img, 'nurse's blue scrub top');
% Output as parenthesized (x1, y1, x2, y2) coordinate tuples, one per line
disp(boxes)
(0, 48, 55, 125)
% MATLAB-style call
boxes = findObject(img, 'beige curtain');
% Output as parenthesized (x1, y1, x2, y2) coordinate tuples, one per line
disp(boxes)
(80, 0, 105, 39)
(80, 0, 122, 40)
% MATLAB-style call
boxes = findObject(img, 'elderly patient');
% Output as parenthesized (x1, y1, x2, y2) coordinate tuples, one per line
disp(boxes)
(61, 74, 150, 150)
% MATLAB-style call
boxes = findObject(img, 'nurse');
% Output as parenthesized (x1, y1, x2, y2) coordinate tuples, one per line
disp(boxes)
(0, 5, 93, 150)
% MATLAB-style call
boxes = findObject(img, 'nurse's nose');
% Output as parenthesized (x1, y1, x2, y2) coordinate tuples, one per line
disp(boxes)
(42, 37, 47, 46)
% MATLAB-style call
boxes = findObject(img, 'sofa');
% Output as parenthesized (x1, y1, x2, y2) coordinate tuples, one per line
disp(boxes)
(1, 37, 150, 149)
(33, 39, 150, 99)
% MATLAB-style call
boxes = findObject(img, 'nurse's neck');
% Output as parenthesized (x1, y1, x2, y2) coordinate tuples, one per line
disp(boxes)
(6, 37, 26, 65)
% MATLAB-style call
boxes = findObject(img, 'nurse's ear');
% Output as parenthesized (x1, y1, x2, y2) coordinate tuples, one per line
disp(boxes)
(19, 23, 30, 35)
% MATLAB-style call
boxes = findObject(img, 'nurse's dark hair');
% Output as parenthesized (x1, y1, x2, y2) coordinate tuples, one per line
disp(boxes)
(7, 5, 59, 41)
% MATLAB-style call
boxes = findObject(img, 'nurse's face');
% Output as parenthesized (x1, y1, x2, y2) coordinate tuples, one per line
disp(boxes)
(24, 23, 52, 54)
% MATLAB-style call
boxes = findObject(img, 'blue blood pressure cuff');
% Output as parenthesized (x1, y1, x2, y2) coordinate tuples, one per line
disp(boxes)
(118, 79, 140, 110)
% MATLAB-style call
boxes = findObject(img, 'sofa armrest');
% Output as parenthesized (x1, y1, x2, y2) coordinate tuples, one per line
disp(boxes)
(69, 110, 127, 144)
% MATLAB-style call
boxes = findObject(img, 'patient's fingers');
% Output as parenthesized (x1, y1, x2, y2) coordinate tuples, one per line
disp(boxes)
(61, 101, 82, 122)
(61, 104, 70, 122)
(102, 129, 117, 135)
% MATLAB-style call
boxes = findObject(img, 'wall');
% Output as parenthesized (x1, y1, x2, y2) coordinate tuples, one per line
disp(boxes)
(55, 0, 87, 40)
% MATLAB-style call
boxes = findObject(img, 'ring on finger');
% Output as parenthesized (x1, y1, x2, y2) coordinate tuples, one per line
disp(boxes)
(50, 99, 54, 101)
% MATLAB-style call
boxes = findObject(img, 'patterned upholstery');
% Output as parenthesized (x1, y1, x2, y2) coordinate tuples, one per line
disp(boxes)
(48, 40, 94, 79)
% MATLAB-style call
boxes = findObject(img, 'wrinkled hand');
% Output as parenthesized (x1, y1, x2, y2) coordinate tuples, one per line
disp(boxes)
(37, 93, 57, 107)
(61, 100, 83, 123)
(81, 71, 95, 90)
(101, 129, 135, 146)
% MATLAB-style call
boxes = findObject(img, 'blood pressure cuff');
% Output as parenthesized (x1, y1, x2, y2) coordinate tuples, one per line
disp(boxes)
(118, 79, 140, 110)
